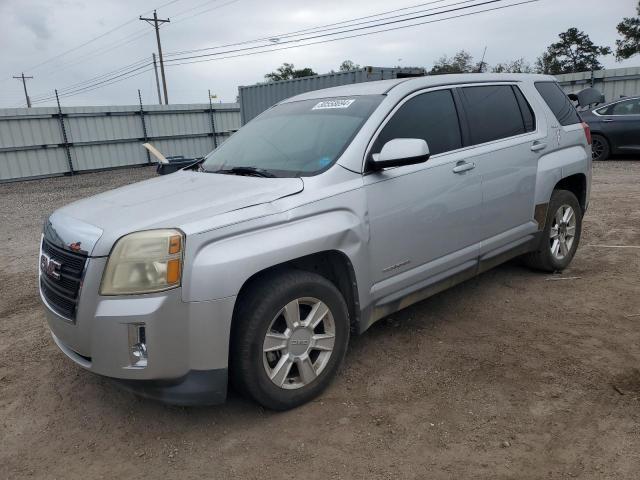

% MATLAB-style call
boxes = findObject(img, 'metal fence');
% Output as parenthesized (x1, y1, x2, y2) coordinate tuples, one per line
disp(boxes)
(238, 66, 426, 124)
(556, 66, 640, 103)
(0, 103, 241, 182)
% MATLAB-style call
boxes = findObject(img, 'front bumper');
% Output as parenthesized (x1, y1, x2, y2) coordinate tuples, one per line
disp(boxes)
(51, 331, 228, 405)
(41, 256, 237, 405)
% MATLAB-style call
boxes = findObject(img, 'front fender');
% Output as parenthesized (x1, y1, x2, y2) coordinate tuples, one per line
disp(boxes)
(182, 194, 369, 304)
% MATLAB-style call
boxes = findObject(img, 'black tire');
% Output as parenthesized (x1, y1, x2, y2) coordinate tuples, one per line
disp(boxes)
(591, 134, 610, 161)
(522, 189, 583, 272)
(230, 269, 350, 411)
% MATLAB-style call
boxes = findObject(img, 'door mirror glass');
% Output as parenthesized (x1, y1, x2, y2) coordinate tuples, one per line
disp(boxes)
(370, 138, 430, 169)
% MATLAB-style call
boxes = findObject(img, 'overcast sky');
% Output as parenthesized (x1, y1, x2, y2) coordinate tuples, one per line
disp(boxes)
(0, 0, 637, 108)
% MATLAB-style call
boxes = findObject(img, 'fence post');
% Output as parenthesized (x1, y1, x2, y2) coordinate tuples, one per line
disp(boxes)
(208, 89, 218, 149)
(138, 90, 151, 164)
(55, 89, 74, 175)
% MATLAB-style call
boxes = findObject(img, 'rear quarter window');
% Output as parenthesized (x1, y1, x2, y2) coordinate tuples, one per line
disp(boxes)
(512, 86, 536, 132)
(535, 82, 581, 126)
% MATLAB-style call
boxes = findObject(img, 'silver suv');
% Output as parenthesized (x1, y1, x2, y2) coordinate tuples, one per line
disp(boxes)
(39, 74, 592, 410)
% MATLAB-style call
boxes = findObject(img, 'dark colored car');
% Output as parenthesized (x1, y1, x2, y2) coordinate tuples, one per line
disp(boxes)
(580, 96, 640, 161)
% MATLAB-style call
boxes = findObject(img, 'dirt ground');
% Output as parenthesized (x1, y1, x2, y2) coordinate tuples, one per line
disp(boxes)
(1, 162, 639, 479)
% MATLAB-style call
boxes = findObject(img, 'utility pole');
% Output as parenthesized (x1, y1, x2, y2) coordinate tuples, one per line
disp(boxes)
(140, 10, 170, 104)
(13, 73, 33, 108)
(152, 53, 162, 104)
(477, 46, 487, 73)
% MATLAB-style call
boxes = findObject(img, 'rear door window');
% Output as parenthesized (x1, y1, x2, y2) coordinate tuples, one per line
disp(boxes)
(535, 82, 582, 126)
(371, 89, 463, 157)
(610, 98, 640, 115)
(460, 85, 528, 145)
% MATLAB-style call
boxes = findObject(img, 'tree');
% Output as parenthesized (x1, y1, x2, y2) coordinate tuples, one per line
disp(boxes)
(616, 1, 640, 60)
(535, 28, 612, 75)
(535, 51, 562, 75)
(339, 60, 360, 71)
(264, 63, 317, 81)
(430, 50, 475, 75)
(492, 58, 533, 73)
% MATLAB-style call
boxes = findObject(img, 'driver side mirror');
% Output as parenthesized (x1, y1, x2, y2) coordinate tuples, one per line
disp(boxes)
(370, 138, 430, 170)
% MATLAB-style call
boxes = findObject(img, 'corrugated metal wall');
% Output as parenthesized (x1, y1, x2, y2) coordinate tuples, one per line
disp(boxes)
(556, 66, 640, 102)
(0, 103, 241, 182)
(239, 66, 425, 124)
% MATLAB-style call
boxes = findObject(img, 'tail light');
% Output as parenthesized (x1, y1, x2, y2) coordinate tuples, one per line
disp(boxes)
(581, 121, 592, 145)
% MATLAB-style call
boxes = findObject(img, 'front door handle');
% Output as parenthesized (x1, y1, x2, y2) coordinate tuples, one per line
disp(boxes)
(452, 161, 475, 173)
(531, 141, 547, 152)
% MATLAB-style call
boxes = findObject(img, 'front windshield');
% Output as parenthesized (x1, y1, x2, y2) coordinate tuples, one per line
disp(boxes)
(202, 95, 382, 177)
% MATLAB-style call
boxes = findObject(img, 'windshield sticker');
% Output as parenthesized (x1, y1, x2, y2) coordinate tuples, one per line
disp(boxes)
(312, 99, 355, 110)
(318, 156, 332, 168)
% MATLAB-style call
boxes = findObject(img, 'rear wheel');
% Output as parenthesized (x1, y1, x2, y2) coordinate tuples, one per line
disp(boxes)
(522, 189, 582, 272)
(231, 270, 350, 410)
(591, 134, 610, 161)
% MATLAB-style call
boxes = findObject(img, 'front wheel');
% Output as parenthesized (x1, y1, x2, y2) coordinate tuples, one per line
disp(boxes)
(522, 189, 583, 272)
(231, 270, 350, 410)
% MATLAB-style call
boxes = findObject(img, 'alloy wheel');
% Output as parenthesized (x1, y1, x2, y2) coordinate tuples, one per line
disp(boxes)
(592, 138, 605, 160)
(549, 204, 577, 261)
(262, 297, 336, 390)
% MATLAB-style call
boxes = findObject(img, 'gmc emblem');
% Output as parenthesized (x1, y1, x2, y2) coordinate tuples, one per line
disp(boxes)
(40, 253, 62, 280)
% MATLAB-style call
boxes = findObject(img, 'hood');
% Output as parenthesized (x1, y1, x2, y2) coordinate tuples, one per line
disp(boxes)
(54, 170, 304, 255)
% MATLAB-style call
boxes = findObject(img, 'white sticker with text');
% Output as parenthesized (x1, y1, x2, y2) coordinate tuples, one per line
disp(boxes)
(312, 99, 355, 110)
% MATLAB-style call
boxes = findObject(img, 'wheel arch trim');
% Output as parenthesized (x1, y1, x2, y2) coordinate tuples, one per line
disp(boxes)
(535, 146, 590, 211)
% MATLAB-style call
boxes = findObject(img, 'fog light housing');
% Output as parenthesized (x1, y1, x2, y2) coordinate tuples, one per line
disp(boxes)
(128, 324, 147, 367)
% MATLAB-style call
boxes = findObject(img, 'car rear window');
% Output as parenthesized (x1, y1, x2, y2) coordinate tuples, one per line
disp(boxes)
(460, 85, 529, 145)
(535, 82, 581, 126)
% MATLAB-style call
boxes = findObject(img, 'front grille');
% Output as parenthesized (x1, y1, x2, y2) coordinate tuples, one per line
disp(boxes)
(40, 238, 88, 319)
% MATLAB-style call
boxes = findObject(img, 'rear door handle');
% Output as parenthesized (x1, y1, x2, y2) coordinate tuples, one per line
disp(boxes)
(602, 118, 613, 123)
(452, 161, 475, 173)
(531, 142, 547, 152)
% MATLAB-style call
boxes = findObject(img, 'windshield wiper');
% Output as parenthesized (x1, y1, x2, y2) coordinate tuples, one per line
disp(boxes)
(211, 166, 276, 178)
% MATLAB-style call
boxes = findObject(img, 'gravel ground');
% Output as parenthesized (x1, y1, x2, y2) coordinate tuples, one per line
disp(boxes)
(1, 162, 639, 479)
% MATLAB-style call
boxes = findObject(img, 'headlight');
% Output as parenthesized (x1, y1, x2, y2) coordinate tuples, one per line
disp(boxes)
(100, 229, 184, 295)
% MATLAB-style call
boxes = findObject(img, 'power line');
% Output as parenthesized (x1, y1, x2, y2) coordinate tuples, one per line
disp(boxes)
(41, 0, 481, 97)
(22, 0, 182, 73)
(31, 63, 152, 104)
(37, 31, 153, 79)
(35, 0, 241, 81)
(28, 0, 537, 105)
(166, 0, 538, 67)
(15, 0, 243, 97)
(164, 0, 512, 63)
(26, 1, 243, 104)
(165, 0, 454, 57)
(169, 0, 242, 26)
(30, 60, 151, 102)
(31, 68, 154, 105)
(29, 57, 150, 100)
